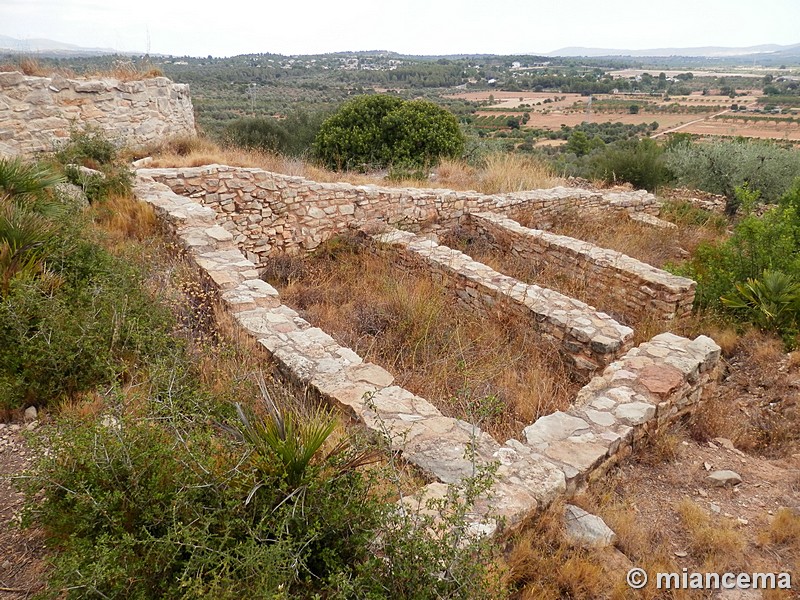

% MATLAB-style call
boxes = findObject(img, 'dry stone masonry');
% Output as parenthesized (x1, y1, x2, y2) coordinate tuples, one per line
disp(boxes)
(0, 72, 195, 156)
(140, 165, 659, 264)
(463, 211, 696, 322)
(134, 171, 721, 537)
(369, 227, 633, 377)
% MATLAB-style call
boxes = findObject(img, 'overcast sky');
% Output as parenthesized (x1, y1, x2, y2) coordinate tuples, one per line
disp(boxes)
(3, 0, 799, 57)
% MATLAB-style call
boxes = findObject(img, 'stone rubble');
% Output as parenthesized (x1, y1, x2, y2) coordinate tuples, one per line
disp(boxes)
(563, 504, 617, 547)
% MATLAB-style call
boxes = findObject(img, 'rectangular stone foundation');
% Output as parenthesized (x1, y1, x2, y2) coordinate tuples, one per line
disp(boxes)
(134, 171, 720, 538)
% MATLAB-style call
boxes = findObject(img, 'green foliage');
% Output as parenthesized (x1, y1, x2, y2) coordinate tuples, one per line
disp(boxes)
(54, 128, 132, 203)
(223, 110, 328, 157)
(675, 194, 800, 346)
(589, 137, 670, 191)
(664, 138, 800, 207)
(314, 94, 465, 171)
(55, 127, 118, 167)
(721, 270, 800, 344)
(24, 390, 505, 599)
(0, 157, 63, 206)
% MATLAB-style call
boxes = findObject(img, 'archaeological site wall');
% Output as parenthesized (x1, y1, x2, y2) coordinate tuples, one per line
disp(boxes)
(464, 212, 696, 322)
(141, 165, 659, 264)
(368, 227, 634, 376)
(0, 71, 195, 156)
(134, 170, 721, 535)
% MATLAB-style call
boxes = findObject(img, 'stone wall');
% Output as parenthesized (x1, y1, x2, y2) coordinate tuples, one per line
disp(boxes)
(140, 165, 659, 264)
(369, 227, 634, 377)
(134, 171, 721, 536)
(0, 72, 195, 156)
(464, 212, 696, 322)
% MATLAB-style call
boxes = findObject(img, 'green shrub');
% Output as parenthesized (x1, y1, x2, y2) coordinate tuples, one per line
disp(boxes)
(24, 396, 505, 599)
(589, 137, 670, 191)
(54, 128, 132, 203)
(314, 94, 465, 171)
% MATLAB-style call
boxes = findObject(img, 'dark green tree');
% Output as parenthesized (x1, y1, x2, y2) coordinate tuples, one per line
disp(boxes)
(314, 95, 464, 171)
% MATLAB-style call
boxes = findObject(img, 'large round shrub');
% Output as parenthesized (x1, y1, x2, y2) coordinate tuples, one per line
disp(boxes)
(313, 95, 465, 171)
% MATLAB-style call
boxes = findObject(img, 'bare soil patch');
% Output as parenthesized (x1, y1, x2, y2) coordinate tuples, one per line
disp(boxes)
(0, 424, 47, 599)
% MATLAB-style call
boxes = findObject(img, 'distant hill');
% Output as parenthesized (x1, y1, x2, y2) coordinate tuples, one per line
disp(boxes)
(546, 43, 800, 58)
(0, 34, 129, 56)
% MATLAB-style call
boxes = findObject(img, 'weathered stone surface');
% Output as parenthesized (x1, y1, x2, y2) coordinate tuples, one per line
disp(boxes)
(524, 411, 591, 448)
(564, 504, 617, 547)
(638, 365, 685, 397)
(466, 212, 695, 323)
(706, 470, 743, 487)
(23, 406, 37, 422)
(1, 72, 194, 156)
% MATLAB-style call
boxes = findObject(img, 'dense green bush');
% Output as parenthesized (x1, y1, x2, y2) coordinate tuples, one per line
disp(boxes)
(24, 393, 504, 599)
(314, 94, 465, 171)
(223, 110, 328, 157)
(589, 137, 670, 191)
(55, 128, 132, 203)
(0, 154, 174, 411)
(675, 185, 800, 345)
(665, 138, 800, 212)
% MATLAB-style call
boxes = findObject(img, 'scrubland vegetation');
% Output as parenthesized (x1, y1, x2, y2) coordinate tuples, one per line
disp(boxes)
(2, 49, 800, 598)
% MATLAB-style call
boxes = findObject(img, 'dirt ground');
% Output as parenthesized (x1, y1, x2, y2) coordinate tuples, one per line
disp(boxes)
(0, 423, 46, 599)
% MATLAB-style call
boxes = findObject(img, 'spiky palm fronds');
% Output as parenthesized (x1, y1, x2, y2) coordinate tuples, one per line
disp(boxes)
(0, 157, 63, 205)
(0, 200, 58, 295)
(235, 375, 379, 504)
(722, 269, 800, 333)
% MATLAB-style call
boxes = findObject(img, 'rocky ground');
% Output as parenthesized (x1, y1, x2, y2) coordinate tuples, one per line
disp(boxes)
(0, 417, 46, 599)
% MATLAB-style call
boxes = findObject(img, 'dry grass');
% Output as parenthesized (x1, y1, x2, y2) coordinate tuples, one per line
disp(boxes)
(146, 136, 565, 194)
(261, 236, 579, 439)
(92, 193, 159, 243)
(690, 329, 799, 457)
(473, 153, 559, 194)
(504, 503, 622, 600)
(516, 206, 724, 270)
(675, 498, 746, 572)
(0, 56, 162, 81)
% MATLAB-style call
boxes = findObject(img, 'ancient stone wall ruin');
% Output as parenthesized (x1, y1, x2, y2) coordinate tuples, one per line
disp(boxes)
(141, 165, 659, 264)
(369, 227, 633, 376)
(134, 170, 721, 535)
(0, 72, 195, 156)
(464, 211, 696, 322)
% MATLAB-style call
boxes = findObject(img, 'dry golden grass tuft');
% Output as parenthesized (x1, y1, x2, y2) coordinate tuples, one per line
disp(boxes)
(504, 503, 613, 600)
(675, 498, 746, 572)
(93, 193, 158, 242)
(517, 206, 723, 270)
(262, 236, 579, 439)
(0, 57, 161, 81)
(474, 153, 559, 194)
(759, 508, 800, 553)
